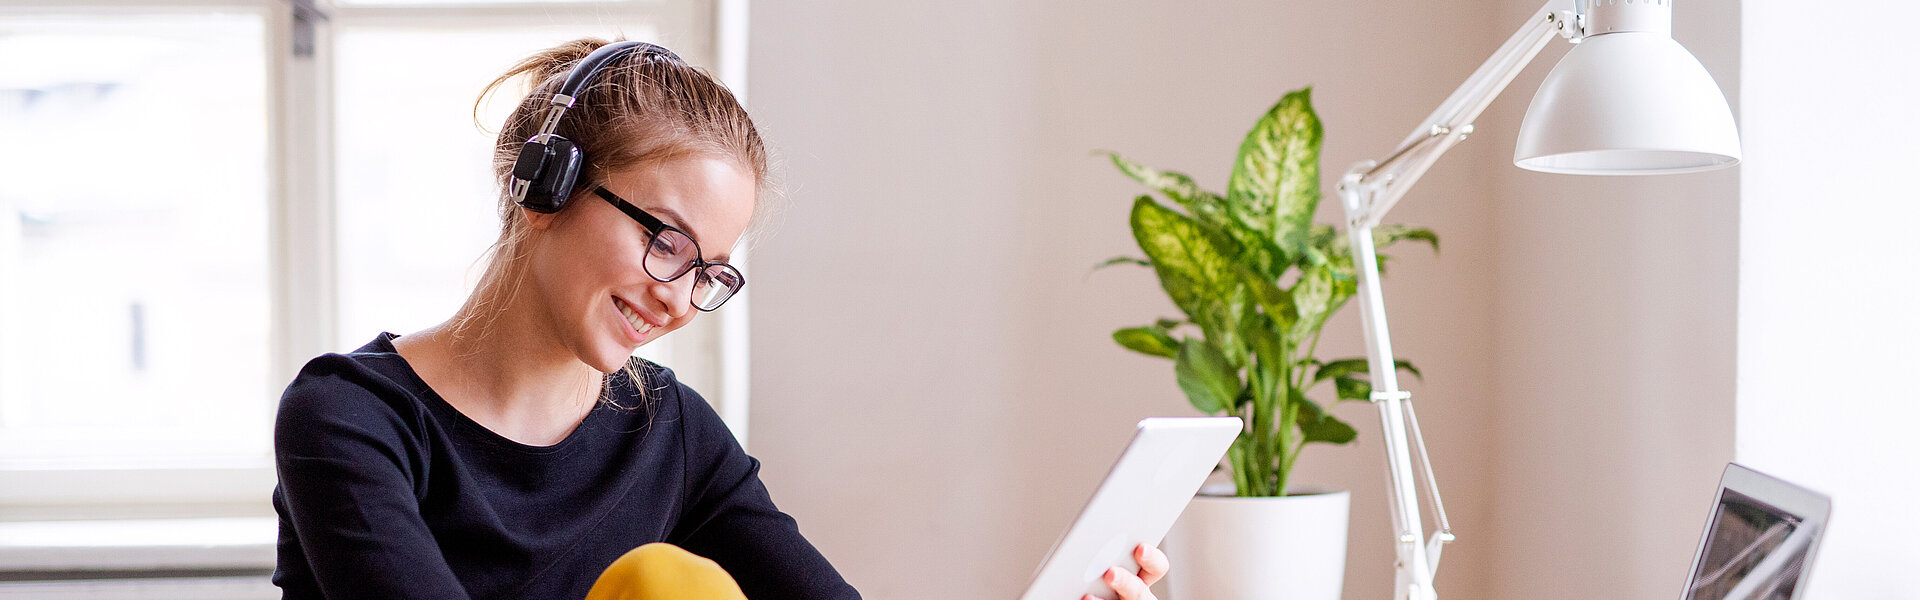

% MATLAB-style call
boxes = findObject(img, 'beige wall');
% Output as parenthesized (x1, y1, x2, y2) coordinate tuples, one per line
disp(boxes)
(744, 0, 1736, 598)
(1477, 0, 1742, 599)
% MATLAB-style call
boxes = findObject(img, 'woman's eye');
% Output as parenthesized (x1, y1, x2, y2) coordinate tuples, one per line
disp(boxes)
(648, 235, 677, 256)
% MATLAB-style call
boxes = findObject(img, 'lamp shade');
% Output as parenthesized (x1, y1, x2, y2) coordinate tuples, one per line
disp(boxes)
(1514, 2, 1740, 175)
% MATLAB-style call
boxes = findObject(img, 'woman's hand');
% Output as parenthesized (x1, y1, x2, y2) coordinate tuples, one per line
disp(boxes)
(1084, 544, 1169, 600)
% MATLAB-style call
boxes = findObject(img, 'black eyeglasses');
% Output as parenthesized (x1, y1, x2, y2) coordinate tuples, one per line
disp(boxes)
(593, 187, 745, 311)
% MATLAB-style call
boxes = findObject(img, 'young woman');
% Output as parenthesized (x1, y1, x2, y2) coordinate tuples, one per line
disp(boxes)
(269, 39, 1168, 600)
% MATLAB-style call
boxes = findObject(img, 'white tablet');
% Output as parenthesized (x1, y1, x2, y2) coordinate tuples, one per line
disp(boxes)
(1018, 417, 1242, 600)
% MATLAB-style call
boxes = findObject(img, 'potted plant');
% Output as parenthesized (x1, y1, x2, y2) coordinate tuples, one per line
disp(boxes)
(1101, 87, 1435, 599)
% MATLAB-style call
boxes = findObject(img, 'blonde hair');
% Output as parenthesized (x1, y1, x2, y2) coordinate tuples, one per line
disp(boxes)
(458, 37, 768, 404)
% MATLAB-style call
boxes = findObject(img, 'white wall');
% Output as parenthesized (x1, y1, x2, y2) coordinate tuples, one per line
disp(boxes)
(745, 1, 1500, 598)
(1738, 1, 1920, 597)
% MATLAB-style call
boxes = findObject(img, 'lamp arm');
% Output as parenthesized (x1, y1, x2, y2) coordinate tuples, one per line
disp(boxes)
(1345, 0, 1581, 228)
(1335, 2, 1585, 599)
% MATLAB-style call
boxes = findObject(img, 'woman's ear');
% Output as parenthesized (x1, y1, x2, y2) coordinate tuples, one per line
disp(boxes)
(521, 205, 559, 230)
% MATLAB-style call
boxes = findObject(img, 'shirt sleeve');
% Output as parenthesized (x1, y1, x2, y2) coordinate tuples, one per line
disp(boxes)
(666, 380, 863, 600)
(272, 357, 472, 600)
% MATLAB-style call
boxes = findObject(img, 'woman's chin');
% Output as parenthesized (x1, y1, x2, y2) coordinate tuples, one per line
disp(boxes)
(582, 340, 639, 374)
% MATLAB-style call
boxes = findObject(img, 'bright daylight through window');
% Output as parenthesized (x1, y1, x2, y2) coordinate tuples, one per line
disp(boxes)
(0, 14, 273, 468)
(0, 0, 721, 509)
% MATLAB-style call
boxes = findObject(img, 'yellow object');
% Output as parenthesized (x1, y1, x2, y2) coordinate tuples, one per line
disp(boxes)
(585, 543, 748, 600)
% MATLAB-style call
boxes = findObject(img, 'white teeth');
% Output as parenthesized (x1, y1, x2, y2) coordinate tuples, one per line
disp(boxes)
(616, 298, 655, 335)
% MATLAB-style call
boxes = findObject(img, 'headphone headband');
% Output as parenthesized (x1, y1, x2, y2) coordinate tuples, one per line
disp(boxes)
(511, 40, 682, 212)
(553, 41, 680, 107)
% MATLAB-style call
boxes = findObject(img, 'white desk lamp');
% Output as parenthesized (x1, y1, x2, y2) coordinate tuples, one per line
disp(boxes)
(1335, 1, 1739, 598)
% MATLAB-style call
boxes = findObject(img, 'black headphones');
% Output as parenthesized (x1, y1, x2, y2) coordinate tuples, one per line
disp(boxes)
(509, 41, 683, 213)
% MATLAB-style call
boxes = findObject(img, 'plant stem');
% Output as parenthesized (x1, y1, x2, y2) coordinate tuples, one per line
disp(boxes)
(1228, 434, 1252, 497)
(1296, 327, 1325, 392)
(1251, 386, 1271, 496)
(1270, 325, 1327, 496)
(1275, 399, 1297, 495)
(1273, 355, 1292, 495)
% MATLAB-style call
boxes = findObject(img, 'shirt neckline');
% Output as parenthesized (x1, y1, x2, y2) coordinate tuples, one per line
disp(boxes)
(372, 331, 607, 455)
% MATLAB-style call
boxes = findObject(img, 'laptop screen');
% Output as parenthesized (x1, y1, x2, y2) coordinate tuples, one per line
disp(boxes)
(1683, 488, 1819, 600)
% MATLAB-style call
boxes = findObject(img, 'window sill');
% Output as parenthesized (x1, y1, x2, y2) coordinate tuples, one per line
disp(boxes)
(0, 576, 277, 600)
(0, 517, 275, 572)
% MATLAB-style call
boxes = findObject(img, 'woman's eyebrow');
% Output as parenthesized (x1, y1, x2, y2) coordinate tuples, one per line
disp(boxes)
(645, 203, 728, 263)
(647, 205, 701, 242)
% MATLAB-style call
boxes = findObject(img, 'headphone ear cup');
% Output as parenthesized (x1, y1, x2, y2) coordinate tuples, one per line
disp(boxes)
(518, 138, 584, 214)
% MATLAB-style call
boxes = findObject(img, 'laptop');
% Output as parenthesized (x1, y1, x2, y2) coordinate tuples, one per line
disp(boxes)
(1679, 463, 1832, 600)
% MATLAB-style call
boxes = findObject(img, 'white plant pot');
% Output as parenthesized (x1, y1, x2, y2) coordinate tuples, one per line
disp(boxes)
(1164, 483, 1350, 600)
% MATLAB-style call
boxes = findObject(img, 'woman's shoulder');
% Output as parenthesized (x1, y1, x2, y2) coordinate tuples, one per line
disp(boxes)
(277, 333, 435, 437)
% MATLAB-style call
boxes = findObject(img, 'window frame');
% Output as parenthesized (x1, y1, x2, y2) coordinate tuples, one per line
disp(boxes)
(0, 0, 750, 516)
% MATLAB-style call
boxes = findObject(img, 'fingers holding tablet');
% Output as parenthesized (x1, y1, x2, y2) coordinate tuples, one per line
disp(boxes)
(1084, 544, 1167, 600)
(1133, 544, 1168, 586)
(1092, 567, 1148, 600)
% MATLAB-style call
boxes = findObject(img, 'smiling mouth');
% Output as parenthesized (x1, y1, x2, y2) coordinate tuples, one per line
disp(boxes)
(614, 297, 657, 337)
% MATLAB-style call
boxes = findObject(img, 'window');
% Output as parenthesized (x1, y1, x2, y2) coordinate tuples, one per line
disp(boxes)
(0, 12, 272, 471)
(0, 0, 746, 514)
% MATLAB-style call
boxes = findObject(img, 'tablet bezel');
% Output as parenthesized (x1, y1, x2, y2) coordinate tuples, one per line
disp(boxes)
(1018, 417, 1242, 600)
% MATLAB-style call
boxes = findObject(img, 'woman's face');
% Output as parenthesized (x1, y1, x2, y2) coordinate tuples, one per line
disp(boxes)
(524, 156, 756, 374)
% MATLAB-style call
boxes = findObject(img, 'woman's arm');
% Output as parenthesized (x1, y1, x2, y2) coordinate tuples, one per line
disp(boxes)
(666, 382, 862, 600)
(272, 361, 472, 599)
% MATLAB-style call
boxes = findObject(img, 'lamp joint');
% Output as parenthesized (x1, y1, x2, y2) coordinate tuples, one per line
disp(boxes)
(1551, 9, 1587, 41)
(1370, 390, 1413, 404)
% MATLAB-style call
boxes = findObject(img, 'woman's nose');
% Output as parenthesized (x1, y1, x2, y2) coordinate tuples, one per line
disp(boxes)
(652, 276, 695, 320)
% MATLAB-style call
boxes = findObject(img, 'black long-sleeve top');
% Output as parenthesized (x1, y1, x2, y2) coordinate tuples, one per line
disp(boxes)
(271, 332, 860, 600)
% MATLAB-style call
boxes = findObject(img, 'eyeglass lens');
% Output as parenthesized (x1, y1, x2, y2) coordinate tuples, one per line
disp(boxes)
(643, 229, 699, 280)
(642, 228, 742, 310)
(691, 265, 742, 310)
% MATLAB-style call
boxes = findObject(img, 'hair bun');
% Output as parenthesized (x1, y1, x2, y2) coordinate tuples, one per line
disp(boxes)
(533, 37, 617, 95)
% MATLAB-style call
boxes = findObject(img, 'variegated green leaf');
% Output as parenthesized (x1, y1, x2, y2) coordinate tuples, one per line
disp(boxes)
(1108, 152, 1230, 228)
(1226, 87, 1323, 252)
(1238, 265, 1297, 332)
(1113, 326, 1179, 359)
(1131, 196, 1253, 368)
(1288, 264, 1334, 346)
(1129, 196, 1240, 319)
